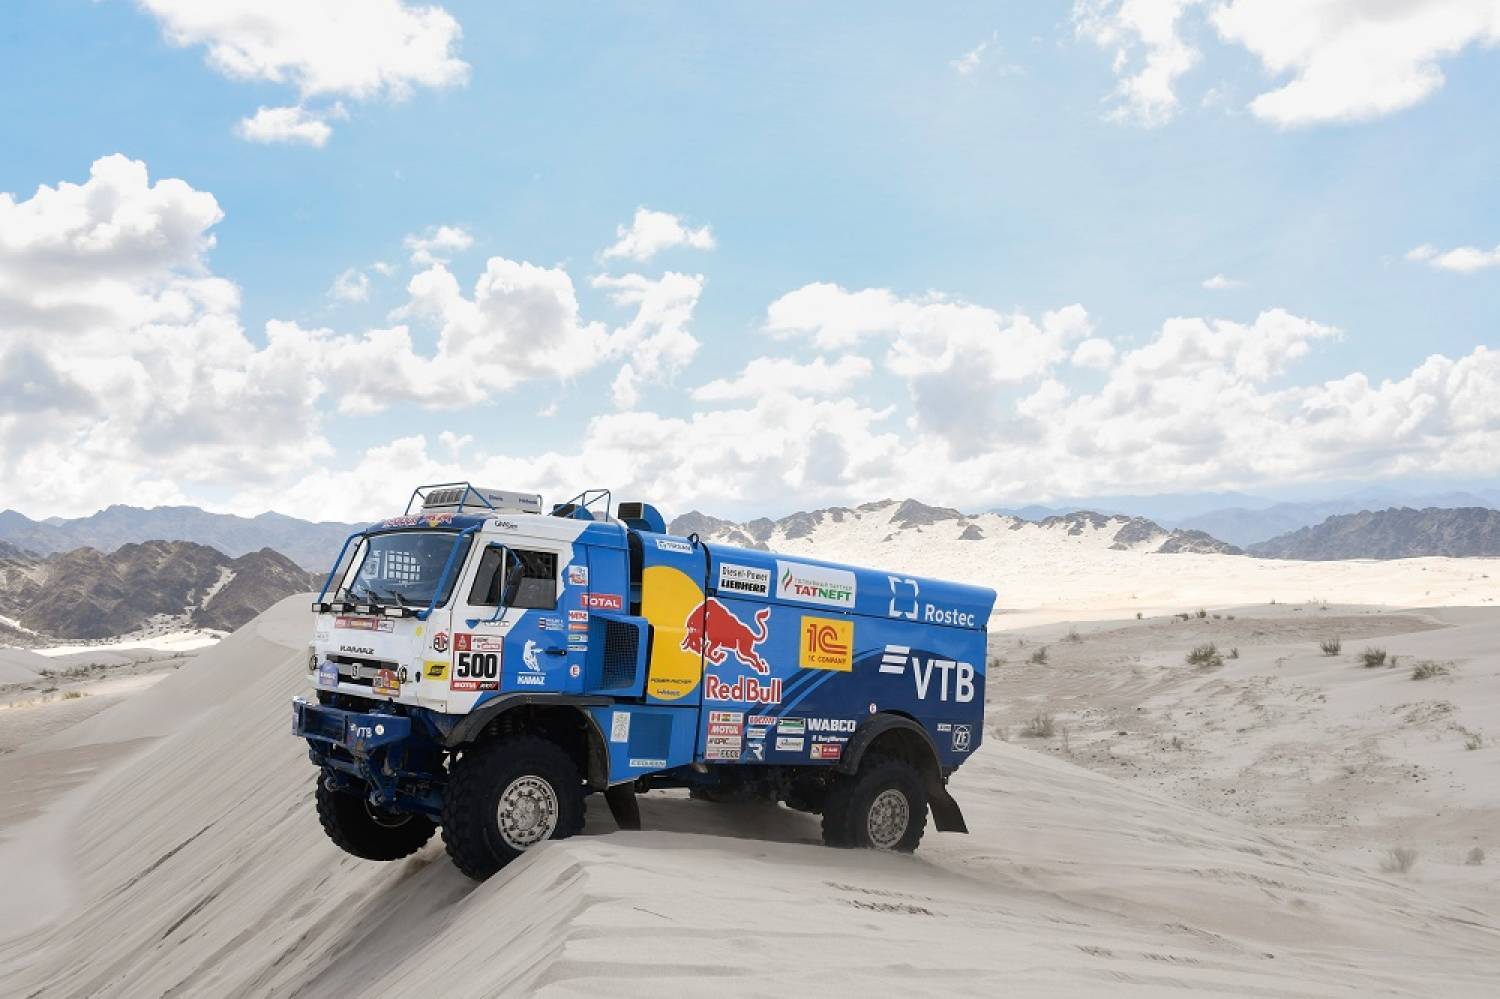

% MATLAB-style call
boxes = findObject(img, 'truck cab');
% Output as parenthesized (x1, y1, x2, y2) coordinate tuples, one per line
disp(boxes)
(295, 483, 996, 879)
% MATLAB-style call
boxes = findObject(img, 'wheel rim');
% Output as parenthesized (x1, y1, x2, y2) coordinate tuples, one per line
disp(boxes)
(363, 801, 413, 829)
(866, 788, 910, 849)
(497, 775, 559, 851)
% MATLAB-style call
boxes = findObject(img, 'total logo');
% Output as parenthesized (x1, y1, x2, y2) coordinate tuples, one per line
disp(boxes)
(878, 644, 977, 703)
(681, 598, 771, 674)
(886, 576, 977, 628)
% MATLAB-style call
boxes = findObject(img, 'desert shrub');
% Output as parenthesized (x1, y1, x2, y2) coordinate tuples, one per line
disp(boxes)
(1464, 731, 1483, 751)
(1021, 714, 1056, 738)
(1320, 638, 1342, 656)
(1410, 660, 1449, 680)
(1169, 735, 1183, 751)
(1466, 847, 1485, 866)
(1359, 648, 1387, 668)
(1176, 612, 1191, 621)
(1185, 643, 1223, 669)
(1379, 846, 1419, 874)
(1228, 647, 1240, 659)
(1196, 608, 1207, 619)
(1064, 628, 1082, 643)
(1135, 611, 1143, 620)
(1226, 614, 1235, 620)
(1029, 647, 1049, 665)
(61, 690, 83, 700)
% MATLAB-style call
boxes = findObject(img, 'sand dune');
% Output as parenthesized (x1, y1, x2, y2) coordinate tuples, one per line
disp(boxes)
(2, 594, 1497, 996)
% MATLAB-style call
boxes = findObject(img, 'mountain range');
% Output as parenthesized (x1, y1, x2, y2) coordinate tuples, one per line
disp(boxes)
(1249, 507, 1500, 560)
(0, 505, 359, 570)
(998, 489, 1500, 547)
(0, 540, 317, 642)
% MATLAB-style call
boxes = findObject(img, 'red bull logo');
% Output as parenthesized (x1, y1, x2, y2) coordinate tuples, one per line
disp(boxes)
(681, 598, 772, 675)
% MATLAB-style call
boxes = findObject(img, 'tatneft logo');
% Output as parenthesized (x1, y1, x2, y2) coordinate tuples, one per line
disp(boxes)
(800, 616, 853, 671)
(775, 560, 856, 608)
(878, 644, 977, 702)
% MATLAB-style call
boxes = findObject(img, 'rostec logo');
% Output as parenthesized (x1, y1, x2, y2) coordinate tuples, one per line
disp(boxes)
(800, 616, 853, 671)
(681, 598, 772, 674)
(888, 576, 919, 619)
(775, 560, 856, 608)
(877, 644, 976, 703)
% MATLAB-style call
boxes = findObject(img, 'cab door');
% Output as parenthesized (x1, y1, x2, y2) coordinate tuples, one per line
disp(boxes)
(451, 537, 577, 697)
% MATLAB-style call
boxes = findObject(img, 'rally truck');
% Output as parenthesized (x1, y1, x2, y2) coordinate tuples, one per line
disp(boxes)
(293, 484, 995, 879)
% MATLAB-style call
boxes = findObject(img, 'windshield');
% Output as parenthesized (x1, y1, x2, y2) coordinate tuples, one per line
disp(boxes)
(337, 531, 473, 608)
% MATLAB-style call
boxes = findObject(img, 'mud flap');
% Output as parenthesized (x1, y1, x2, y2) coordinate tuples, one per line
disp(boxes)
(927, 780, 968, 834)
(605, 783, 641, 831)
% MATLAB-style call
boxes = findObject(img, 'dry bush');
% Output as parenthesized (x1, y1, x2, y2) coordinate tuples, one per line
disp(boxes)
(1064, 628, 1082, 643)
(1359, 648, 1387, 668)
(61, 691, 84, 700)
(1464, 731, 1483, 751)
(1379, 846, 1419, 875)
(1466, 847, 1485, 866)
(1021, 714, 1056, 738)
(1196, 608, 1207, 619)
(1320, 638, 1342, 656)
(1228, 647, 1240, 659)
(1029, 647, 1049, 665)
(1410, 661, 1450, 681)
(1185, 643, 1224, 669)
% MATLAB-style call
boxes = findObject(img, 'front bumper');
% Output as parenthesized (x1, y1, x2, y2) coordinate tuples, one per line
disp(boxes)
(292, 697, 443, 817)
(292, 697, 411, 754)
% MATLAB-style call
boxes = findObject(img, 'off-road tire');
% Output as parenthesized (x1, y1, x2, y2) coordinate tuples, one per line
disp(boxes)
(820, 755, 928, 852)
(441, 735, 586, 880)
(315, 773, 435, 861)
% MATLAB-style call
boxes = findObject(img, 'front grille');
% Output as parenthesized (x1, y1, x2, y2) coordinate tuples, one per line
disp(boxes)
(600, 619, 640, 689)
(329, 655, 400, 688)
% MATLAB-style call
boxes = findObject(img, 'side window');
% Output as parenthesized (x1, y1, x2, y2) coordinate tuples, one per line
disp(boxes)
(467, 547, 558, 610)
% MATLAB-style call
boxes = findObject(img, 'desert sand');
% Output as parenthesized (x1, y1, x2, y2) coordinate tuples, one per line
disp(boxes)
(1, 591, 1497, 997)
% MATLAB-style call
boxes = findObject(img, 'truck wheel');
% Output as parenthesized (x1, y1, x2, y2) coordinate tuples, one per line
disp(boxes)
(820, 756, 928, 852)
(442, 735, 585, 880)
(315, 773, 435, 861)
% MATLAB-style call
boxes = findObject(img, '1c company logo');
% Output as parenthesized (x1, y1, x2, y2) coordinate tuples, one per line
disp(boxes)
(799, 616, 853, 671)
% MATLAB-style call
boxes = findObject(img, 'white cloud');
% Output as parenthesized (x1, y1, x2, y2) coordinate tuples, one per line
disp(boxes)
(234, 105, 334, 146)
(602, 208, 715, 262)
(139, 0, 468, 143)
(1406, 242, 1500, 274)
(1202, 273, 1245, 289)
(0, 156, 329, 516)
(1071, 337, 1117, 369)
(1212, 0, 1500, 127)
(139, 0, 468, 101)
(1073, 0, 1203, 126)
(328, 267, 370, 302)
(693, 355, 873, 402)
(404, 224, 473, 266)
(951, 40, 989, 76)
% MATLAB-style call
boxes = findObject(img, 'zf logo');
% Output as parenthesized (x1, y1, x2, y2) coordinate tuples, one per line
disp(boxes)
(951, 724, 972, 752)
(455, 652, 498, 680)
(878, 645, 976, 702)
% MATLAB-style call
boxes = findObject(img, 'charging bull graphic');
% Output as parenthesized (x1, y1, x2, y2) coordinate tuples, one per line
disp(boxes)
(681, 598, 772, 674)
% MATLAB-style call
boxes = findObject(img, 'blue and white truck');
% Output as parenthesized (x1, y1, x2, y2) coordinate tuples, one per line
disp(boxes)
(293, 484, 996, 879)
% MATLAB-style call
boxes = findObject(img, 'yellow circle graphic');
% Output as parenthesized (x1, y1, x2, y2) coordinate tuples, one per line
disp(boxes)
(641, 564, 705, 701)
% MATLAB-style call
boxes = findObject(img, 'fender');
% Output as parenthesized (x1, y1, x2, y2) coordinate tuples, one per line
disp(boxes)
(837, 712, 968, 834)
(444, 693, 614, 787)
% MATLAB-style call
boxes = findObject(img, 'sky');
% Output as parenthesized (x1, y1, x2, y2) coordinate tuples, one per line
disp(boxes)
(1, 0, 1498, 523)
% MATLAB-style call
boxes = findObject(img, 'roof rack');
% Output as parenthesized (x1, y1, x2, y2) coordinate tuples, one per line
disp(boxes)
(405, 482, 543, 516)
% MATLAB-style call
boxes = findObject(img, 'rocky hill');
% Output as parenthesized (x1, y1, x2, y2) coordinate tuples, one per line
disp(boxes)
(0, 505, 359, 570)
(0, 540, 317, 640)
(1250, 506, 1500, 559)
(670, 499, 1242, 556)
